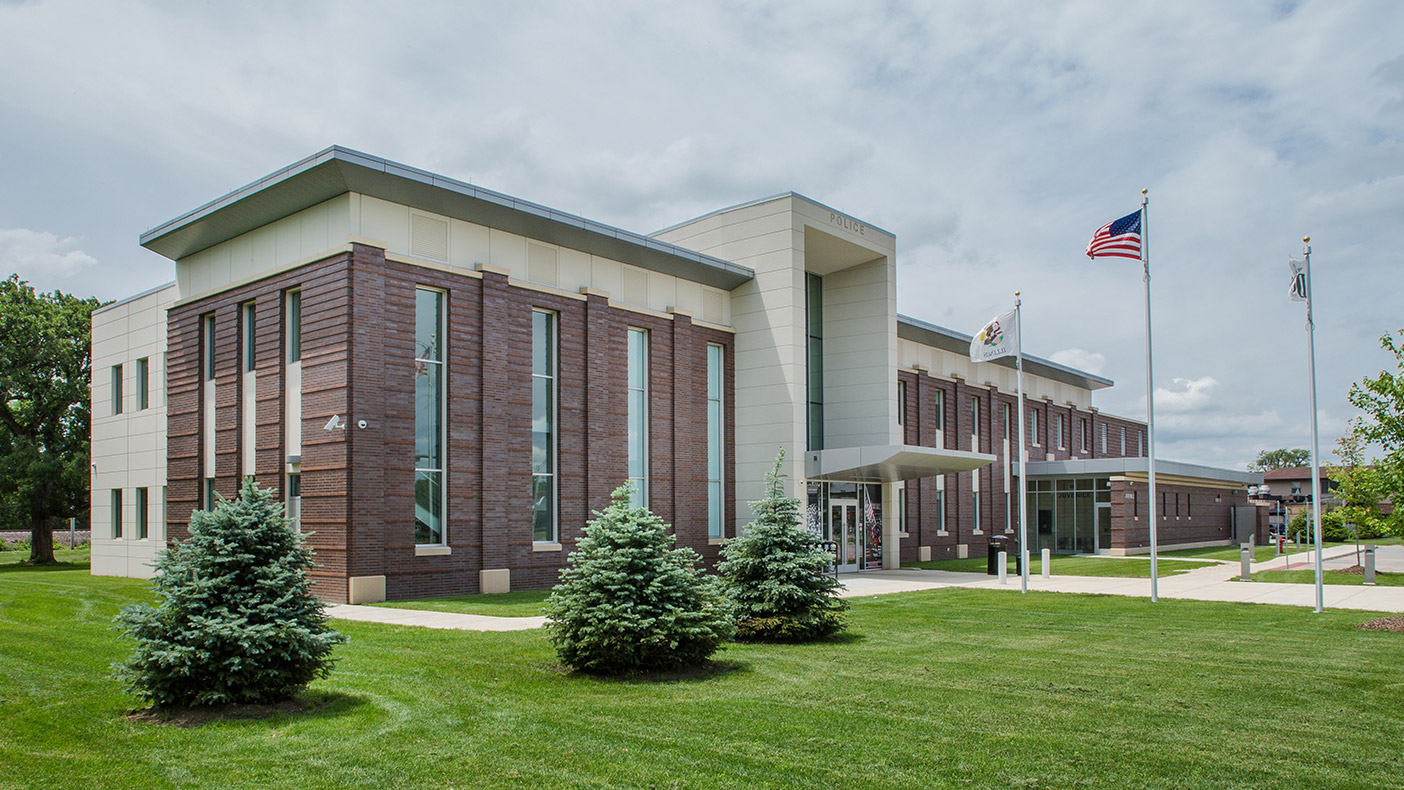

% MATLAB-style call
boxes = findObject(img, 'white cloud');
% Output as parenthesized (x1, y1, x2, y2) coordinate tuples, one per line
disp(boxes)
(1155, 377, 1219, 413)
(0, 228, 97, 281)
(1049, 348, 1107, 376)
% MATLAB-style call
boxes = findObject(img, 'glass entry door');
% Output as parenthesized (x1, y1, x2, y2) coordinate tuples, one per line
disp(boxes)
(830, 499, 860, 572)
(1096, 503, 1112, 553)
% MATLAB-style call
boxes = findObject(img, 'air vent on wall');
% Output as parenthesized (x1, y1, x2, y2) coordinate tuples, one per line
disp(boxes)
(527, 243, 558, 287)
(411, 214, 449, 262)
(702, 289, 724, 323)
(622, 266, 649, 306)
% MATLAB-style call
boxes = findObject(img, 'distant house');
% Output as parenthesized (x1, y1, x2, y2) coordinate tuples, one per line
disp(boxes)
(1251, 466, 1340, 526)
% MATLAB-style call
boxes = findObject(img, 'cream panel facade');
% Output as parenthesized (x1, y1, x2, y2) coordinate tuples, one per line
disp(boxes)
(90, 283, 177, 579)
(177, 193, 729, 323)
(654, 194, 898, 524)
(821, 257, 897, 448)
(897, 338, 1094, 408)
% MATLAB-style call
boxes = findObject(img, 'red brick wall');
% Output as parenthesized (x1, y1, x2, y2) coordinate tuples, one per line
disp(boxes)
(1109, 480, 1251, 551)
(166, 244, 735, 601)
(897, 368, 1147, 561)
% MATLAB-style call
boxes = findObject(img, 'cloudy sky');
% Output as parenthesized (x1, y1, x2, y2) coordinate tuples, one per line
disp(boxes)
(2, 0, 1400, 471)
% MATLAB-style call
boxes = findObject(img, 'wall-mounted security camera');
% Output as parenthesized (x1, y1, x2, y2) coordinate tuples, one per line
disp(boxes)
(324, 415, 345, 431)
(357, 420, 368, 430)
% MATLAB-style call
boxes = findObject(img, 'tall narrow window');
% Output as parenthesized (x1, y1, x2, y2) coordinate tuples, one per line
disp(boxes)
(1003, 403, 1011, 440)
(111, 489, 123, 539)
(627, 327, 649, 508)
(897, 380, 906, 427)
(1029, 408, 1039, 445)
(972, 490, 981, 534)
(135, 487, 148, 540)
(136, 357, 149, 410)
(111, 364, 123, 415)
(1120, 426, 1127, 456)
(203, 314, 216, 380)
(287, 290, 302, 362)
(934, 390, 945, 447)
(204, 478, 217, 510)
(287, 473, 302, 532)
(242, 302, 256, 372)
(1101, 424, 1108, 454)
(1055, 414, 1065, 449)
(414, 288, 445, 545)
(1081, 419, 1089, 452)
(898, 487, 906, 534)
(935, 482, 947, 533)
(970, 395, 981, 448)
(805, 273, 824, 451)
(532, 309, 556, 542)
(707, 343, 724, 539)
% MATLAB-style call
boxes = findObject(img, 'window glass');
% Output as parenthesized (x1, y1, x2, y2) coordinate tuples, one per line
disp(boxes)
(627, 327, 649, 508)
(707, 344, 724, 539)
(111, 489, 123, 539)
(415, 288, 446, 545)
(532, 309, 556, 541)
(136, 357, 149, 410)
(112, 364, 123, 415)
(287, 290, 302, 363)
(136, 487, 148, 540)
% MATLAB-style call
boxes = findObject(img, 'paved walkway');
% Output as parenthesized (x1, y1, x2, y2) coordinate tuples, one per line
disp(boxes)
(324, 545, 1404, 632)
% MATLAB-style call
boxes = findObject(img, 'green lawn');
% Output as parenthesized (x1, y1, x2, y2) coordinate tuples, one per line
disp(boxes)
(1250, 568, 1404, 587)
(369, 589, 551, 617)
(905, 555, 1215, 577)
(3, 564, 1402, 788)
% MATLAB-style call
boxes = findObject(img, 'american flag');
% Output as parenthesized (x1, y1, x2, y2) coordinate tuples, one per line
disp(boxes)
(1085, 210, 1142, 260)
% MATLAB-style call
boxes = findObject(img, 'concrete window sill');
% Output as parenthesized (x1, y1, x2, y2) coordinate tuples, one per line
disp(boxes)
(415, 545, 451, 557)
(531, 542, 563, 553)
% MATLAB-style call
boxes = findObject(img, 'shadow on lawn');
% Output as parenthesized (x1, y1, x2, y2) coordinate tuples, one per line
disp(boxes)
(0, 559, 91, 574)
(562, 659, 751, 685)
(126, 690, 368, 728)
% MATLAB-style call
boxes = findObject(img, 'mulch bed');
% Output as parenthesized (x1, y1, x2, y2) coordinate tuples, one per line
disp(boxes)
(127, 696, 328, 727)
(1358, 615, 1404, 633)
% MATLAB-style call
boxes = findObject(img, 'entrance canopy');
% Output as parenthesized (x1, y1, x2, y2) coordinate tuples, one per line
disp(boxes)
(805, 445, 994, 483)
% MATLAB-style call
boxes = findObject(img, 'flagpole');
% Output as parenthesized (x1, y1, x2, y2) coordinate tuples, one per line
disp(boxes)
(1142, 189, 1159, 603)
(1304, 236, 1324, 613)
(1016, 292, 1029, 594)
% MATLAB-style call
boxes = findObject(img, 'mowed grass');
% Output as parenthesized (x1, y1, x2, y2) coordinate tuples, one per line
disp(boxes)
(369, 589, 551, 617)
(2, 566, 1403, 789)
(1251, 568, 1404, 587)
(906, 555, 1215, 577)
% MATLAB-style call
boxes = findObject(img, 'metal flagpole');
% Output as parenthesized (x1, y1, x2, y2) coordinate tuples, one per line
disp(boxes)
(1303, 236, 1325, 612)
(1142, 189, 1159, 603)
(1016, 292, 1029, 593)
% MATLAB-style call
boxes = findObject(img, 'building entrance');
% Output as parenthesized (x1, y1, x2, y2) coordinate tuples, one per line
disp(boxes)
(807, 481, 883, 572)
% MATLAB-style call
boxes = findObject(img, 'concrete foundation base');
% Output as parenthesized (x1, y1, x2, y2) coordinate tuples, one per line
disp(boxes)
(480, 568, 511, 594)
(348, 575, 386, 604)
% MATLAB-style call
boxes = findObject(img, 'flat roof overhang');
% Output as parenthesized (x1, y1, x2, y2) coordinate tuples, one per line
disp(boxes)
(1025, 458, 1262, 489)
(806, 445, 996, 483)
(139, 146, 756, 292)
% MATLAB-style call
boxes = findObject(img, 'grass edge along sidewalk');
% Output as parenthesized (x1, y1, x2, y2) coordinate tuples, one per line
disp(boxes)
(2, 564, 1403, 789)
(905, 554, 1215, 578)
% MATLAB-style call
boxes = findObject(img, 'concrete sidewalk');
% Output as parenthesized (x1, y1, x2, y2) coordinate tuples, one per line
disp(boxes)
(324, 546, 1403, 632)
(840, 545, 1404, 613)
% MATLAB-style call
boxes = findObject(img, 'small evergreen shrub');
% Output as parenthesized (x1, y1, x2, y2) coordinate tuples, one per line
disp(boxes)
(113, 479, 346, 707)
(544, 483, 734, 674)
(718, 451, 847, 642)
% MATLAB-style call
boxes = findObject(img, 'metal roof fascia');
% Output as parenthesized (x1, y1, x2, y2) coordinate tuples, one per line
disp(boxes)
(897, 314, 1115, 391)
(139, 146, 755, 291)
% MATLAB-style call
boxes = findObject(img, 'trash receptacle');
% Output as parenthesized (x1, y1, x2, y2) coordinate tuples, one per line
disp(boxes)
(987, 534, 1010, 575)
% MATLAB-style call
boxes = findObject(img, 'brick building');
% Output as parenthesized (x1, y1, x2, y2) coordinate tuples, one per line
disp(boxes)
(91, 147, 1259, 601)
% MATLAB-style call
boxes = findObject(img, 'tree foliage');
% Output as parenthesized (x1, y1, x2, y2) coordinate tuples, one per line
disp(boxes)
(113, 479, 346, 707)
(1247, 448, 1312, 473)
(1348, 329, 1404, 503)
(1328, 421, 1391, 535)
(0, 275, 100, 564)
(718, 451, 847, 641)
(543, 483, 733, 674)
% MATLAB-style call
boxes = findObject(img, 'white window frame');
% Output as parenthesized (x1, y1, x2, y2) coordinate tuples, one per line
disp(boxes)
(532, 309, 557, 543)
(706, 343, 724, 540)
(414, 287, 447, 547)
(627, 327, 650, 508)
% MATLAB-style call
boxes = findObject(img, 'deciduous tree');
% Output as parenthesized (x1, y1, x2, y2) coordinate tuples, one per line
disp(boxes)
(1247, 448, 1311, 473)
(0, 275, 100, 563)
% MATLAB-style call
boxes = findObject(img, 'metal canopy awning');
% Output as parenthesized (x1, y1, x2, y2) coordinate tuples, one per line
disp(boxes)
(805, 445, 995, 483)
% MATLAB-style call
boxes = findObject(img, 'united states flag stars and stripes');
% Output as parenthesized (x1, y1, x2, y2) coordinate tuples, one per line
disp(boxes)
(1085, 210, 1143, 260)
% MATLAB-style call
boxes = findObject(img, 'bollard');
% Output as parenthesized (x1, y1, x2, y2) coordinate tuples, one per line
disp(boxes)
(69, 517, 77, 549)
(1364, 545, 1376, 586)
(998, 551, 1008, 584)
(1240, 544, 1252, 582)
(1041, 548, 1051, 578)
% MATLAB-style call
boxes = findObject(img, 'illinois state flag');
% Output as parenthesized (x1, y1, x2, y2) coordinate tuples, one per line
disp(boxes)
(970, 309, 1018, 363)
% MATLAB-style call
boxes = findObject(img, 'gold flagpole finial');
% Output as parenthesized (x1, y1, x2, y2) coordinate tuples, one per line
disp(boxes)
(1142, 188, 1148, 195)
(1014, 290, 1020, 298)
(1302, 236, 1310, 244)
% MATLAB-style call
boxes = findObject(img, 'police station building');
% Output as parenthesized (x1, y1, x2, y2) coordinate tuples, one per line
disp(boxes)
(89, 147, 1258, 602)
